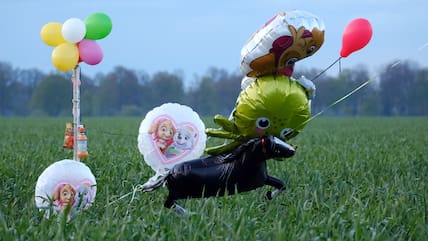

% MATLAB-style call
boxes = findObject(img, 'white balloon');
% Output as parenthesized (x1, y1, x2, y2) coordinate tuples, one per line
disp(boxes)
(138, 103, 206, 175)
(35, 159, 96, 217)
(62, 18, 86, 43)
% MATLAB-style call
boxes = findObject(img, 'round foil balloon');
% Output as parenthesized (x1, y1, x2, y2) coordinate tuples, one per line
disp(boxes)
(138, 103, 206, 175)
(35, 159, 96, 218)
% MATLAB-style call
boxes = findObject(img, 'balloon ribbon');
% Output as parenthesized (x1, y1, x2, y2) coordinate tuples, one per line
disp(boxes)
(299, 75, 376, 128)
(311, 57, 342, 82)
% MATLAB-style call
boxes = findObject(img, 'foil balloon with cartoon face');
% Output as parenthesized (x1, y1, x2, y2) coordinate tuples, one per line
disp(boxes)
(240, 10, 325, 78)
(35, 159, 96, 220)
(138, 103, 207, 176)
(206, 75, 310, 155)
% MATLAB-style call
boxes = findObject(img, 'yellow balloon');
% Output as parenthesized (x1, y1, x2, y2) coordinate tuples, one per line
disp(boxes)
(40, 22, 66, 47)
(51, 43, 79, 71)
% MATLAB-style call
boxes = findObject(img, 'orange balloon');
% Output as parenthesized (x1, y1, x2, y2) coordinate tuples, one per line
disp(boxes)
(51, 43, 79, 71)
(40, 22, 66, 47)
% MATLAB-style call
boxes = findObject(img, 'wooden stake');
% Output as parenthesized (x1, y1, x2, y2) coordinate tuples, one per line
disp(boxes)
(72, 65, 81, 162)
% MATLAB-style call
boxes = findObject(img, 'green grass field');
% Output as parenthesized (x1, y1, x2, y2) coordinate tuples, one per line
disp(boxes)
(1, 117, 427, 240)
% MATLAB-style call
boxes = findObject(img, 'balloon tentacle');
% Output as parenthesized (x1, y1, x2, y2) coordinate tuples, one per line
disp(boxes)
(205, 128, 240, 140)
(213, 115, 237, 132)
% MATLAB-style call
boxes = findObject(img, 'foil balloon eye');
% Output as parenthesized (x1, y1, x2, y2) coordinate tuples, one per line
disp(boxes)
(280, 128, 297, 140)
(307, 45, 316, 55)
(285, 57, 298, 66)
(256, 117, 271, 129)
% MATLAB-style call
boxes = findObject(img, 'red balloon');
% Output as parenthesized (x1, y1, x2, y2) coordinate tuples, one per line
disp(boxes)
(340, 18, 373, 58)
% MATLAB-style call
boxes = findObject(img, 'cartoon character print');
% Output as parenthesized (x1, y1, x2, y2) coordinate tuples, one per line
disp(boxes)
(74, 184, 93, 208)
(53, 183, 76, 208)
(148, 117, 176, 153)
(165, 126, 197, 158)
(53, 182, 94, 210)
(247, 25, 324, 77)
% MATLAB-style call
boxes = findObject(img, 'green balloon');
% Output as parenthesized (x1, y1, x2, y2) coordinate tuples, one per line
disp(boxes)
(85, 13, 112, 40)
(205, 75, 310, 155)
(234, 75, 310, 139)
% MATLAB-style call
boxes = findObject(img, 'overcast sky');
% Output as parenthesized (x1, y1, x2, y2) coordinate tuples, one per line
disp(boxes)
(1, 0, 427, 83)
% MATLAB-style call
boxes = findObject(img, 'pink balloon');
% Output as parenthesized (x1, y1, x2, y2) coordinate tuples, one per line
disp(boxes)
(77, 39, 103, 65)
(340, 18, 373, 58)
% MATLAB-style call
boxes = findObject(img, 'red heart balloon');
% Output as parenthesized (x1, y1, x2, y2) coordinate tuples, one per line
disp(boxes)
(340, 18, 373, 58)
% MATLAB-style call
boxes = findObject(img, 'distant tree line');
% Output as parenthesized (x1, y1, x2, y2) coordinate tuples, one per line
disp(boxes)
(0, 60, 427, 117)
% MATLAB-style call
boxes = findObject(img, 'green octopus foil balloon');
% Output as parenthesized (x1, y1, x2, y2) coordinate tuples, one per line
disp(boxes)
(206, 75, 310, 155)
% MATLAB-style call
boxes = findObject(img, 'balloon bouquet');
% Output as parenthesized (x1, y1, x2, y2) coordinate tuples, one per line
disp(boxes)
(207, 10, 327, 155)
(35, 13, 112, 221)
(138, 10, 373, 213)
(206, 13, 373, 154)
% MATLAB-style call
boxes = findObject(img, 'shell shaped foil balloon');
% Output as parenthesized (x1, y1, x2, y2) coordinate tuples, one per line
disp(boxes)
(35, 159, 97, 219)
(138, 103, 207, 175)
(240, 10, 325, 78)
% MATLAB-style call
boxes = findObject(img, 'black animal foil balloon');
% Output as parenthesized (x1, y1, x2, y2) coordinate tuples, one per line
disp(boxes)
(141, 135, 295, 212)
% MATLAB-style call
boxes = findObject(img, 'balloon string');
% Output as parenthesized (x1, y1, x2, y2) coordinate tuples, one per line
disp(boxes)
(311, 56, 342, 82)
(305, 41, 428, 125)
(98, 131, 135, 137)
(298, 75, 376, 129)
(104, 184, 143, 207)
(71, 128, 135, 138)
(417, 42, 428, 51)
